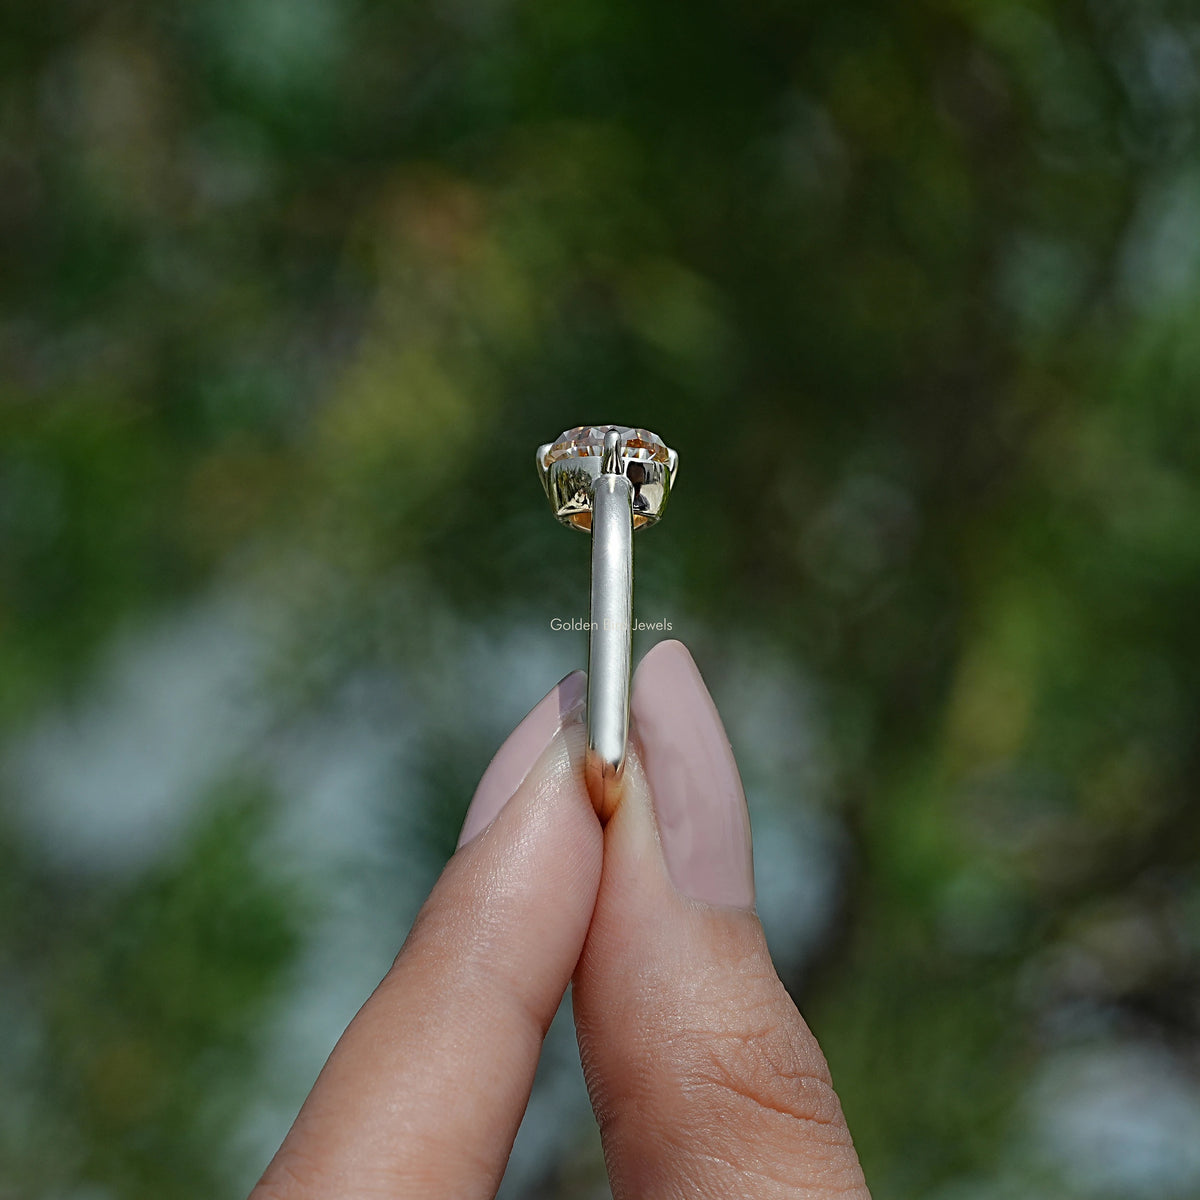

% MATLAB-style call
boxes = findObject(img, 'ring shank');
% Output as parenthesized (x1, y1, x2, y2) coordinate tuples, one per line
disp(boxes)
(586, 473, 633, 817)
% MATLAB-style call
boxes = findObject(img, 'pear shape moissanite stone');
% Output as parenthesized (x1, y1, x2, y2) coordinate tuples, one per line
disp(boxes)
(542, 425, 669, 469)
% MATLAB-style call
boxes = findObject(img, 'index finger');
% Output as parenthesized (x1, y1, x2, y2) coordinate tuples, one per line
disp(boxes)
(253, 672, 600, 1200)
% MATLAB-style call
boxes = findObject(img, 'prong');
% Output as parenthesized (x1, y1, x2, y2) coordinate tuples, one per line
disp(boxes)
(600, 428, 623, 474)
(535, 443, 553, 496)
(667, 447, 679, 487)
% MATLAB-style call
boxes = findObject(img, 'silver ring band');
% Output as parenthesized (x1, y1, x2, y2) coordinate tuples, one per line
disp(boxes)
(586, 434, 634, 805)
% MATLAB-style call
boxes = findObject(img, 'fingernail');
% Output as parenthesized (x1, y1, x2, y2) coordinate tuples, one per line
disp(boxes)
(630, 641, 755, 909)
(458, 670, 587, 847)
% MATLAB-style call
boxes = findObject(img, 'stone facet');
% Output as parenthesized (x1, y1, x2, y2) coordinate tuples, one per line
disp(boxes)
(543, 425, 669, 470)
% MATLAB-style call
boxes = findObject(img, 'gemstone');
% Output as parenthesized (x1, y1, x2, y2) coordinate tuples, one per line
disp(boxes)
(542, 425, 669, 469)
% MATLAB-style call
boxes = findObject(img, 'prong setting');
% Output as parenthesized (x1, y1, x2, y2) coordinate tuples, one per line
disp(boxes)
(535, 443, 554, 498)
(537, 424, 676, 532)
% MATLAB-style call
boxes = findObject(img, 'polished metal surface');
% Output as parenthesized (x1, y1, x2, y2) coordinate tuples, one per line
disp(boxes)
(586, 433, 634, 815)
(535, 440, 678, 531)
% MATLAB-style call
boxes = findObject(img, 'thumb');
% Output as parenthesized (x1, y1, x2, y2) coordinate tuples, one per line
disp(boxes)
(573, 641, 870, 1199)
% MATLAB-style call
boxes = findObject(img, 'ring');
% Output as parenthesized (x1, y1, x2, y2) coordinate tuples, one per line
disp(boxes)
(537, 424, 679, 819)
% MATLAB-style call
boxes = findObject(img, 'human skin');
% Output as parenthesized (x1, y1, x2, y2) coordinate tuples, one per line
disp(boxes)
(251, 640, 871, 1199)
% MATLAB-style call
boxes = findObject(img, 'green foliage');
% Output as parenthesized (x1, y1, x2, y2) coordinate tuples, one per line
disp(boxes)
(0, 783, 302, 1197)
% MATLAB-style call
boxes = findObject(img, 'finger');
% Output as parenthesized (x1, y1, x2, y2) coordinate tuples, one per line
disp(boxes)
(573, 642, 871, 1200)
(253, 671, 600, 1200)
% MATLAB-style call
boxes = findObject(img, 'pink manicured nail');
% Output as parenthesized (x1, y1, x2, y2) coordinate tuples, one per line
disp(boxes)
(630, 641, 755, 909)
(457, 670, 587, 847)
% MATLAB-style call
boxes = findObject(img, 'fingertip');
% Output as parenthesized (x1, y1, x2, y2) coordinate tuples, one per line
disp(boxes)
(631, 637, 755, 910)
(636, 636, 690, 665)
(458, 668, 588, 848)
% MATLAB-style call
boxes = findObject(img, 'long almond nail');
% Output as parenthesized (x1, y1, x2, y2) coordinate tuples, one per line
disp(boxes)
(630, 641, 755, 908)
(457, 670, 587, 848)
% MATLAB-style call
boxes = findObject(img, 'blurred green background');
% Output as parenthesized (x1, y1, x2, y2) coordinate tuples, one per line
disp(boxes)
(2, 0, 1200, 1196)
